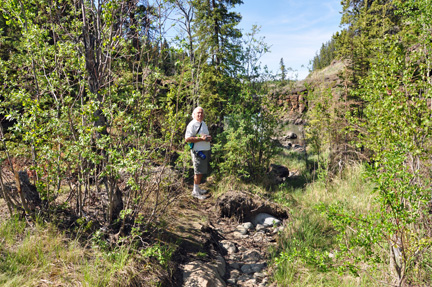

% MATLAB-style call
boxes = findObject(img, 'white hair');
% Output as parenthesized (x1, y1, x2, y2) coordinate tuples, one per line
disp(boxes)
(192, 106, 204, 119)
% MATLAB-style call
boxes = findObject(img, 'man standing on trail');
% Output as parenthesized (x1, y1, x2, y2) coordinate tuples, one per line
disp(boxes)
(185, 107, 212, 199)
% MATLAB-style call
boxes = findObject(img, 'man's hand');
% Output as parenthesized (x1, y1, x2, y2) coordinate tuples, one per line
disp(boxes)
(202, 134, 212, 142)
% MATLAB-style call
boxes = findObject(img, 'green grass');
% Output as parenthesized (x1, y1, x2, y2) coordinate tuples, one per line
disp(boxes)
(269, 158, 384, 287)
(0, 217, 151, 287)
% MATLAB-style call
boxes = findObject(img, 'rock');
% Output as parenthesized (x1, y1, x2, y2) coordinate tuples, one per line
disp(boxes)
(254, 272, 266, 278)
(238, 246, 248, 252)
(220, 240, 237, 254)
(242, 250, 262, 262)
(241, 263, 266, 274)
(229, 262, 241, 270)
(183, 260, 226, 287)
(233, 231, 248, 239)
(273, 226, 284, 234)
(243, 279, 257, 286)
(236, 224, 249, 235)
(213, 255, 226, 278)
(268, 164, 289, 184)
(242, 222, 254, 230)
(252, 213, 281, 227)
(263, 217, 281, 227)
(255, 224, 266, 232)
(209, 191, 289, 286)
(252, 232, 267, 241)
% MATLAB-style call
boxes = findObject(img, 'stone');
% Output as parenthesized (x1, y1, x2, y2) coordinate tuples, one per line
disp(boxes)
(263, 217, 281, 227)
(183, 260, 226, 287)
(243, 279, 257, 286)
(233, 231, 248, 239)
(229, 262, 241, 270)
(242, 250, 262, 262)
(238, 246, 248, 252)
(252, 232, 267, 241)
(213, 255, 226, 278)
(252, 213, 281, 227)
(255, 224, 266, 232)
(229, 254, 242, 261)
(242, 222, 254, 230)
(220, 240, 237, 254)
(273, 226, 284, 234)
(240, 264, 254, 274)
(254, 272, 266, 278)
(236, 224, 248, 235)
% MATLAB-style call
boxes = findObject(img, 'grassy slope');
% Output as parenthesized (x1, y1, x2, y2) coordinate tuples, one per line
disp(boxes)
(267, 62, 385, 286)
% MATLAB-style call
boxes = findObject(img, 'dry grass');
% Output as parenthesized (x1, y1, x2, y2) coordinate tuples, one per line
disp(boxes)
(306, 60, 346, 82)
(0, 215, 157, 287)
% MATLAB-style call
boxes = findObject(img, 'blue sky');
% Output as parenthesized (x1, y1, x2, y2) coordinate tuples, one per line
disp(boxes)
(234, 0, 343, 80)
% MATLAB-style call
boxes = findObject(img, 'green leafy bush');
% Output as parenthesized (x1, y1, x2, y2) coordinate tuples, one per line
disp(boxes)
(211, 94, 279, 181)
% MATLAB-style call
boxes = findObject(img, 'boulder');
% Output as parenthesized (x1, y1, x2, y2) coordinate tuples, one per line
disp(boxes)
(182, 257, 226, 287)
(252, 213, 281, 227)
(268, 164, 289, 184)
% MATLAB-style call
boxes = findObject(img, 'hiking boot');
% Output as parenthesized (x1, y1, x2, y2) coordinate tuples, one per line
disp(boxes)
(192, 191, 207, 200)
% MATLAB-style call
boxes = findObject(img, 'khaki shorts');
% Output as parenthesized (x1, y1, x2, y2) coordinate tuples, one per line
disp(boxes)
(191, 150, 210, 174)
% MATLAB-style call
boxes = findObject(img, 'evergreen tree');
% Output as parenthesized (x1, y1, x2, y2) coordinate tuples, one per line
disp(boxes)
(190, 0, 243, 120)
(310, 37, 337, 71)
(192, 0, 243, 72)
(337, 0, 401, 83)
(279, 57, 286, 81)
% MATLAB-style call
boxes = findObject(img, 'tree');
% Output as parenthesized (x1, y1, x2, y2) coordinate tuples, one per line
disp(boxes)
(0, 0, 186, 229)
(322, 1, 432, 285)
(279, 57, 286, 82)
(337, 0, 401, 84)
(310, 37, 337, 71)
(189, 0, 243, 121)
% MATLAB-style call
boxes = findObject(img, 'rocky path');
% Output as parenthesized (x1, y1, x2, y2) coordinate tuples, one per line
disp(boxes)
(212, 214, 284, 286)
(176, 190, 288, 287)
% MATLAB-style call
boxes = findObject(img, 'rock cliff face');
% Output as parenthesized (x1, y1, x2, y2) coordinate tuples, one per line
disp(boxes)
(272, 60, 345, 123)
(274, 87, 308, 117)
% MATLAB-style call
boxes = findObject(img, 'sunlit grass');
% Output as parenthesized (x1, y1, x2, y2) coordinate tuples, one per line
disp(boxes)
(0, 217, 148, 287)
(269, 161, 382, 287)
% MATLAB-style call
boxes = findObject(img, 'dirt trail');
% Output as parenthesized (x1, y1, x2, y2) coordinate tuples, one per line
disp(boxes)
(168, 189, 288, 287)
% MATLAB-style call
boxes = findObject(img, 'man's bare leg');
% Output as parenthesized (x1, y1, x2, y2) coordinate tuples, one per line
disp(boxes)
(194, 174, 203, 185)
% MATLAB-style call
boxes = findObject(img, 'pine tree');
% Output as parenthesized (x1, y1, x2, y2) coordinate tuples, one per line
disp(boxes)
(190, 0, 243, 120)
(279, 57, 286, 82)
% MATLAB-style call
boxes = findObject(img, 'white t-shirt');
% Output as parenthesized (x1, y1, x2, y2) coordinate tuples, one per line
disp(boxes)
(185, 119, 211, 151)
